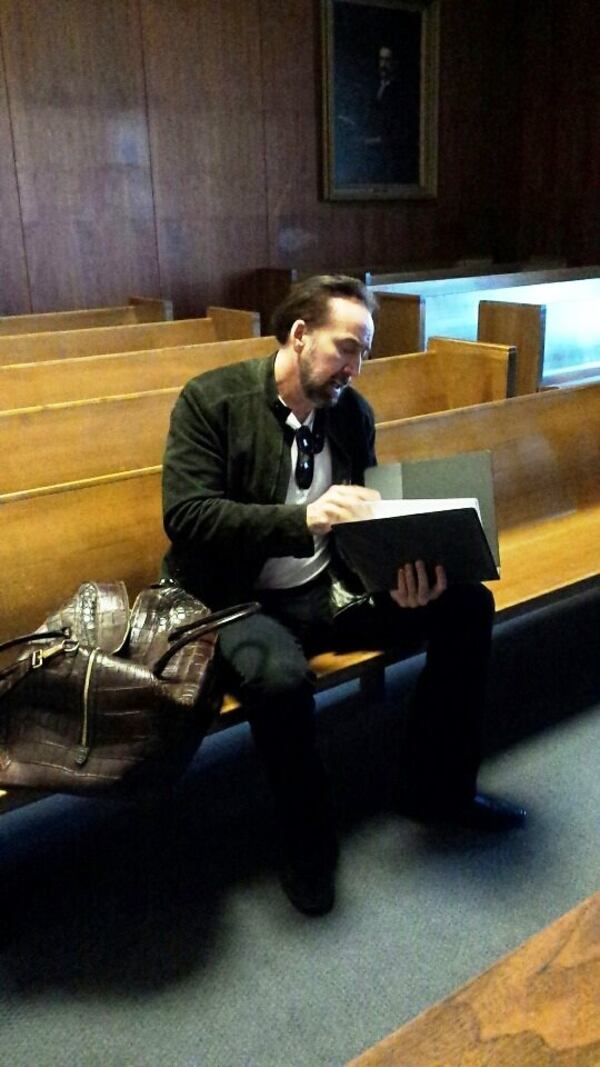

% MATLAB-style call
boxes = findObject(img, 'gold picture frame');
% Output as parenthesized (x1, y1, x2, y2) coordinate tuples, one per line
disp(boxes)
(321, 0, 439, 200)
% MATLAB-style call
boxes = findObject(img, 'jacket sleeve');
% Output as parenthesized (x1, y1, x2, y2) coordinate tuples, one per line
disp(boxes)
(162, 385, 314, 562)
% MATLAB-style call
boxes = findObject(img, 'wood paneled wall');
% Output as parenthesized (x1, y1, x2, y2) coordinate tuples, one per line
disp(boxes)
(0, 0, 160, 313)
(0, 29, 29, 313)
(516, 0, 600, 264)
(140, 0, 268, 313)
(0, 0, 596, 317)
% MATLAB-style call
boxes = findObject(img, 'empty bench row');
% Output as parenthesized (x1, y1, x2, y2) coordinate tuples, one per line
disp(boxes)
(0, 338, 516, 494)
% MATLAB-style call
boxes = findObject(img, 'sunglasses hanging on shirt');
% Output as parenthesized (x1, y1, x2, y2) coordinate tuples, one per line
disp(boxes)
(272, 399, 326, 491)
(294, 412, 325, 490)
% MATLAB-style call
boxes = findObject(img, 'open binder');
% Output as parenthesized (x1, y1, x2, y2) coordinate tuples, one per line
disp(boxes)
(333, 450, 500, 590)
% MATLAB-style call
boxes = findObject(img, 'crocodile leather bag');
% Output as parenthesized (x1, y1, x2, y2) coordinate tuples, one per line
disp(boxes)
(0, 581, 258, 796)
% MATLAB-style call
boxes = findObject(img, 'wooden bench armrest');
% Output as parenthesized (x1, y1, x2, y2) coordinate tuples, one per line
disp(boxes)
(207, 306, 261, 340)
(128, 296, 174, 320)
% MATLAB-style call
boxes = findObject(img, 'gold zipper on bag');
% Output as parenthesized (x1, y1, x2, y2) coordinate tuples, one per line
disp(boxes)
(75, 587, 132, 765)
(75, 647, 99, 766)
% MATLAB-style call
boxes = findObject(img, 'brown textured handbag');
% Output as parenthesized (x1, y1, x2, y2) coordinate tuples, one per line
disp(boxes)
(0, 580, 258, 796)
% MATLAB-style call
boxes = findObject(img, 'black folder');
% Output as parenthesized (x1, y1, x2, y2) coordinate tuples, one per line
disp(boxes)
(334, 502, 499, 591)
(334, 450, 501, 590)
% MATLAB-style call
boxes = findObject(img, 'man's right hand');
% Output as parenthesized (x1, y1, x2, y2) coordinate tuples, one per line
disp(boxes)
(306, 484, 380, 535)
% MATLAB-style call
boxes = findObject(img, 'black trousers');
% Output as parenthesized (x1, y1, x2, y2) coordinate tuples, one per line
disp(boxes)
(216, 570, 494, 862)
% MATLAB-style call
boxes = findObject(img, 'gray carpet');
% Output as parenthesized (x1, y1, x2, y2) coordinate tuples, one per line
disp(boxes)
(0, 596, 599, 1067)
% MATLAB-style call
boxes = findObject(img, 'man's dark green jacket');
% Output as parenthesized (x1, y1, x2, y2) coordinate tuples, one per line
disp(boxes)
(162, 354, 376, 608)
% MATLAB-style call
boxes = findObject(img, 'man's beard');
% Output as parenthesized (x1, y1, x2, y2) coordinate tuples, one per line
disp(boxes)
(298, 352, 350, 408)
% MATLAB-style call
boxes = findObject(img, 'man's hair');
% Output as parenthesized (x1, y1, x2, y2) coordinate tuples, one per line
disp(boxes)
(271, 274, 378, 344)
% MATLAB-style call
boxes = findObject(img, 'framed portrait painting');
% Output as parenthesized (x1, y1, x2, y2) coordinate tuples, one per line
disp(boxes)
(321, 0, 440, 200)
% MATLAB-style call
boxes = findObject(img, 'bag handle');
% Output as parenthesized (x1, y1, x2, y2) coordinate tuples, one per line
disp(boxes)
(0, 603, 261, 681)
(0, 629, 76, 682)
(153, 601, 260, 677)
(0, 629, 70, 656)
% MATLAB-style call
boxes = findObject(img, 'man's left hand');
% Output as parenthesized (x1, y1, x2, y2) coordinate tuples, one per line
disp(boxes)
(389, 561, 447, 609)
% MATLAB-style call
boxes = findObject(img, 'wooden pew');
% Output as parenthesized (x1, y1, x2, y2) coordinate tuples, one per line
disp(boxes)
(478, 300, 545, 396)
(0, 467, 389, 740)
(354, 339, 516, 420)
(0, 335, 277, 411)
(1, 382, 597, 653)
(0, 341, 515, 493)
(372, 291, 543, 393)
(206, 306, 261, 341)
(376, 384, 600, 614)
(427, 336, 517, 397)
(0, 466, 382, 812)
(0, 306, 260, 366)
(0, 297, 173, 336)
(0, 468, 166, 646)
(370, 294, 424, 359)
(372, 266, 600, 393)
(1, 384, 597, 812)
(0, 335, 514, 416)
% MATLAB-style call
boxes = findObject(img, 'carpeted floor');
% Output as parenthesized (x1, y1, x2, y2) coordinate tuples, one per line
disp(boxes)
(0, 597, 599, 1067)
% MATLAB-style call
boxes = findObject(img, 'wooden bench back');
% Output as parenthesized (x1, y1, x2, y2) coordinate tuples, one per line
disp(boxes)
(0, 342, 515, 494)
(427, 337, 517, 398)
(0, 470, 166, 643)
(478, 300, 545, 396)
(0, 297, 173, 336)
(371, 287, 544, 396)
(1, 393, 174, 492)
(0, 471, 380, 694)
(0, 308, 260, 366)
(0, 336, 276, 411)
(206, 305, 260, 340)
(355, 352, 445, 419)
(354, 339, 515, 420)
(370, 293, 425, 359)
(376, 382, 600, 529)
(2, 384, 597, 644)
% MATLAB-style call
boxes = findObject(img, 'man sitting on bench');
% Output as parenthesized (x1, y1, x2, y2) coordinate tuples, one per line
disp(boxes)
(161, 275, 526, 917)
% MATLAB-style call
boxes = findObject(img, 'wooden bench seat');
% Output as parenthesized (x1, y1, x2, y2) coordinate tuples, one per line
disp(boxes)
(0, 297, 173, 336)
(1, 384, 598, 812)
(0, 305, 260, 366)
(0, 340, 515, 493)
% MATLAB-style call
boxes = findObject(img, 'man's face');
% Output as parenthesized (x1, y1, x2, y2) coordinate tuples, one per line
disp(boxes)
(297, 296, 374, 408)
(379, 47, 396, 79)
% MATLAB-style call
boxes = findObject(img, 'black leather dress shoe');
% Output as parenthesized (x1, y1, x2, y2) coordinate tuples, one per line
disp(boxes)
(280, 860, 336, 916)
(397, 789, 527, 832)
